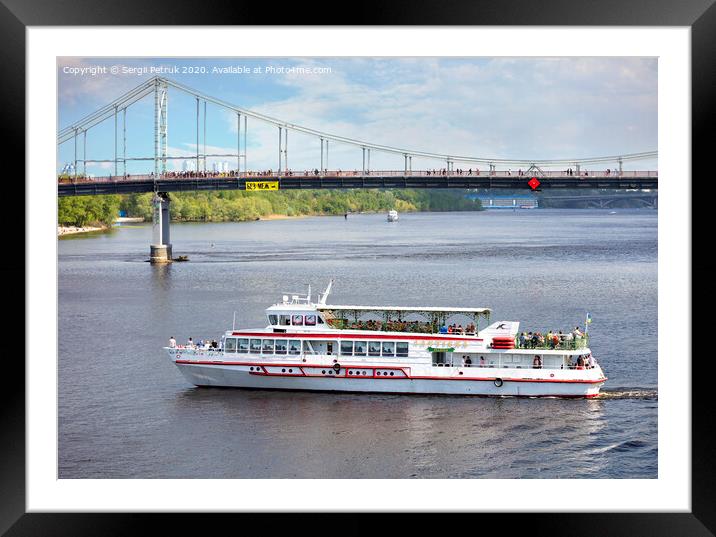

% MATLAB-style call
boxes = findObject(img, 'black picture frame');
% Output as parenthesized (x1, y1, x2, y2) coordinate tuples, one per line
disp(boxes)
(5, 1, 710, 535)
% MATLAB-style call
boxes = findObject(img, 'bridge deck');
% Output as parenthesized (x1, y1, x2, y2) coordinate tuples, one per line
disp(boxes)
(58, 172, 658, 196)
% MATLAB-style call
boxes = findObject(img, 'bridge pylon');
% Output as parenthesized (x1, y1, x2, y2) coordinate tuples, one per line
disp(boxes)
(150, 192, 172, 263)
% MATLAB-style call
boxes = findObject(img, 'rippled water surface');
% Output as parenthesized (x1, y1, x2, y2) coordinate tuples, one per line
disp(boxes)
(58, 209, 657, 478)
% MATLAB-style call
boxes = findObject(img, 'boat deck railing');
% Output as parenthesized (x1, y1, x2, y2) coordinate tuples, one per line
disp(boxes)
(438, 363, 597, 370)
(514, 335, 590, 351)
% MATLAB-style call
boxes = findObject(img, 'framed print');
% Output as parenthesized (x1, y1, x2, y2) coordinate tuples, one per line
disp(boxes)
(6, 0, 712, 535)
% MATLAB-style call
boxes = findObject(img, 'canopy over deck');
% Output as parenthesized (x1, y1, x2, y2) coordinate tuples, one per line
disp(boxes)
(318, 304, 491, 328)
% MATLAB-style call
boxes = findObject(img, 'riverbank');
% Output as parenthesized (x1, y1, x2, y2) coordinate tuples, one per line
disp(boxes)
(58, 225, 108, 236)
(257, 214, 310, 221)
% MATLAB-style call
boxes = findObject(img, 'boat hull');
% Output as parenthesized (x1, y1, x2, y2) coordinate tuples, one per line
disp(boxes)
(173, 361, 604, 398)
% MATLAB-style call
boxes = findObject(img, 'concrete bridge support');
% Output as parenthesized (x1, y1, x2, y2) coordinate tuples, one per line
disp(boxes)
(150, 192, 172, 263)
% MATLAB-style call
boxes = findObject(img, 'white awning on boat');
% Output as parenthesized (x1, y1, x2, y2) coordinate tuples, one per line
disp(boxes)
(316, 305, 492, 315)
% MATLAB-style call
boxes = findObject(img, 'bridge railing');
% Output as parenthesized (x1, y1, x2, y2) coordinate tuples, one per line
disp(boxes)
(58, 169, 659, 184)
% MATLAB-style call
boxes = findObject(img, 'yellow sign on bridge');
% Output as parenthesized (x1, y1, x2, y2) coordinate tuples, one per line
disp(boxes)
(245, 181, 279, 191)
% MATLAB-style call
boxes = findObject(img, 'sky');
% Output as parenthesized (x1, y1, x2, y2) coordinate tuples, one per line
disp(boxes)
(57, 57, 658, 175)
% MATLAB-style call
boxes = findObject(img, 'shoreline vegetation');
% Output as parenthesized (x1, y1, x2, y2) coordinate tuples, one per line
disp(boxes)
(57, 190, 484, 233)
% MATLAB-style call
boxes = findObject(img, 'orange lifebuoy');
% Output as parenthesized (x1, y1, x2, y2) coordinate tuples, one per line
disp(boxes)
(492, 336, 515, 349)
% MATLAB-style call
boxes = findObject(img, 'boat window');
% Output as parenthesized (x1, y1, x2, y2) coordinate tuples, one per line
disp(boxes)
(275, 339, 287, 355)
(382, 342, 395, 356)
(340, 341, 353, 356)
(262, 339, 274, 354)
(268, 314, 278, 325)
(305, 314, 317, 326)
(396, 342, 409, 357)
(225, 337, 237, 353)
(250, 339, 262, 354)
(279, 315, 291, 326)
(288, 340, 301, 355)
(317, 316, 325, 324)
(354, 341, 367, 356)
(368, 342, 381, 356)
(238, 338, 249, 353)
(292, 315, 304, 326)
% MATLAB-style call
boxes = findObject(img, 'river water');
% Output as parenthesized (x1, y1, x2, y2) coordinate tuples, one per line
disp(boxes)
(58, 209, 657, 478)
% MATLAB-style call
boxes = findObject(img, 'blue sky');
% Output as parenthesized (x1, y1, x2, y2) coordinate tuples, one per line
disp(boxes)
(57, 57, 658, 175)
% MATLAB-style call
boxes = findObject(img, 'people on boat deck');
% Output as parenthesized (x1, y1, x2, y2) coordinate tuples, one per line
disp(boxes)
(573, 326, 583, 338)
(576, 356, 585, 370)
(463, 356, 472, 367)
(169, 336, 176, 348)
(479, 356, 486, 367)
(187, 337, 194, 348)
(588, 353, 596, 368)
(551, 332, 559, 348)
(533, 355, 542, 369)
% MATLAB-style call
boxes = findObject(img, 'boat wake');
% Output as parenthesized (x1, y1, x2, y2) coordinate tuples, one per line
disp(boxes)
(598, 387, 658, 400)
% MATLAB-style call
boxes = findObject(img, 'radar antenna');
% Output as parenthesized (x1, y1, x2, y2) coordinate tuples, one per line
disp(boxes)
(319, 279, 334, 305)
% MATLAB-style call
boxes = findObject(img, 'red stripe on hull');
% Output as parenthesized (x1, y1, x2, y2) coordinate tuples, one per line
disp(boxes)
(174, 360, 606, 385)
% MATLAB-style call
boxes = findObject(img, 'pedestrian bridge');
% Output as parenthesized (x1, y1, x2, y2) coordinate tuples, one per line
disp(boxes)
(58, 169, 657, 196)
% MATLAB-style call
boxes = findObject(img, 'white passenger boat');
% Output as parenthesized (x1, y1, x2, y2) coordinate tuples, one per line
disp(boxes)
(387, 210, 399, 222)
(165, 282, 606, 398)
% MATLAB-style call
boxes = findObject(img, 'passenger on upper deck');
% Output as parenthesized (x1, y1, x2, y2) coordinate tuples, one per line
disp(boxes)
(169, 336, 176, 348)
(519, 332, 527, 348)
(533, 355, 542, 369)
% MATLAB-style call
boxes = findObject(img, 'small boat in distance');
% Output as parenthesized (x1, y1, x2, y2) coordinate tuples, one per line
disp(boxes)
(387, 210, 399, 222)
(165, 281, 606, 398)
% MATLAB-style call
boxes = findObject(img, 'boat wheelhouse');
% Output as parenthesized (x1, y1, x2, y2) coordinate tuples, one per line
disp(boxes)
(165, 281, 606, 398)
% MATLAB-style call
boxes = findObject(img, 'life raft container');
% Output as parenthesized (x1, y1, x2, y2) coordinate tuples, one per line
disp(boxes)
(491, 336, 515, 349)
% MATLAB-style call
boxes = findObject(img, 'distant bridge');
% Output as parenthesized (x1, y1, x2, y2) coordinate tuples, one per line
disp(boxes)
(540, 191, 658, 208)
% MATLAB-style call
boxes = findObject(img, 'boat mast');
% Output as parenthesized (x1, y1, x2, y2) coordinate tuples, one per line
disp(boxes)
(319, 279, 334, 305)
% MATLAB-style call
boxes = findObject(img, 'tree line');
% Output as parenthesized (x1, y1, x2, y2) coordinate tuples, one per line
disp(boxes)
(58, 189, 483, 226)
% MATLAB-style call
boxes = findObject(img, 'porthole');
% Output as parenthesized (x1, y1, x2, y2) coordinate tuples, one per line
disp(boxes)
(390, 372, 394, 376)
(322, 370, 326, 374)
(362, 371, 367, 376)
(250, 367, 254, 371)
(282, 369, 286, 373)
(289, 369, 293, 373)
